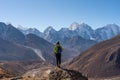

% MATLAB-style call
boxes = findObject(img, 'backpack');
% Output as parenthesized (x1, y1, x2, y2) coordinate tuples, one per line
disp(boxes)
(57, 46, 62, 54)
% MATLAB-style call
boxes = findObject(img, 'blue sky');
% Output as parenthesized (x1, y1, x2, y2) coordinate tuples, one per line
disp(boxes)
(0, 0, 120, 32)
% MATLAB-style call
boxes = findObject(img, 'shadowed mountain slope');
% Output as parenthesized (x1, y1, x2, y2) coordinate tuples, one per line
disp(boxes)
(62, 36, 96, 52)
(0, 37, 40, 61)
(24, 34, 79, 63)
(23, 34, 55, 63)
(0, 22, 25, 44)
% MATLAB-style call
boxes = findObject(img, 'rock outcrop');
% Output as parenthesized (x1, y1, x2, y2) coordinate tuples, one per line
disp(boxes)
(0, 67, 13, 79)
(48, 67, 88, 80)
(22, 67, 88, 80)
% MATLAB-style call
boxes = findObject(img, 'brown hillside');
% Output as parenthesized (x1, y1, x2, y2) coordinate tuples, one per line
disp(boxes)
(68, 34, 120, 78)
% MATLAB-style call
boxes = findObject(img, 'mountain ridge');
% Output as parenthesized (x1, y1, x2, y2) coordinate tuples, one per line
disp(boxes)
(18, 22, 120, 43)
(0, 22, 25, 44)
(43, 22, 120, 43)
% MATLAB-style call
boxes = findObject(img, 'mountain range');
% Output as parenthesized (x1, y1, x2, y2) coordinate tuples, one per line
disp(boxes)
(17, 26, 43, 38)
(18, 22, 120, 43)
(18, 22, 120, 55)
(1, 21, 120, 63)
(43, 22, 120, 43)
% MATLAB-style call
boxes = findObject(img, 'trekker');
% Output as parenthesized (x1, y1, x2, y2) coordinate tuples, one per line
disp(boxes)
(54, 41, 63, 68)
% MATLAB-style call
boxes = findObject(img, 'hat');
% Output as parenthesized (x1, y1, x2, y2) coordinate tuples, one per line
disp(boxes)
(56, 41, 60, 44)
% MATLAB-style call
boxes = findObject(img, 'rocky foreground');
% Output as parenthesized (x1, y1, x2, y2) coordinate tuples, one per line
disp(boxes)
(0, 67, 88, 80)
(48, 67, 88, 80)
(23, 67, 88, 80)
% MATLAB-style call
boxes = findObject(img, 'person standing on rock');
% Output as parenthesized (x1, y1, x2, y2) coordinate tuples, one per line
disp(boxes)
(54, 41, 63, 68)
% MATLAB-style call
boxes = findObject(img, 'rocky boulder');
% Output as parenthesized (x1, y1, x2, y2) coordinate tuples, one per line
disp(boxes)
(48, 67, 88, 80)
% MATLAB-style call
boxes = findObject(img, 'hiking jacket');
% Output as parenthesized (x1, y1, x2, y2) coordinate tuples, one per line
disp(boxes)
(54, 44, 63, 55)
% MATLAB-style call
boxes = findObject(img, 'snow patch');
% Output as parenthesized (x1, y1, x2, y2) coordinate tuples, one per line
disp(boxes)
(17, 25, 28, 30)
(69, 22, 79, 30)
(33, 49, 46, 61)
(90, 37, 96, 40)
(23, 46, 46, 61)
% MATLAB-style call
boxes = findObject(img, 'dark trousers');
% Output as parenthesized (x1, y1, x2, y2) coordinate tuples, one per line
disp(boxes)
(55, 53, 61, 66)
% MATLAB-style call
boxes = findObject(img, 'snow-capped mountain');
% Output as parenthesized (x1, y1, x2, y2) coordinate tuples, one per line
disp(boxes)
(95, 24, 120, 41)
(43, 26, 59, 43)
(17, 27, 43, 37)
(74, 23, 94, 39)
(69, 22, 94, 39)
(17, 25, 28, 30)
(69, 22, 79, 30)
(43, 22, 120, 43)
(43, 22, 95, 43)
(16, 22, 120, 44)
(58, 28, 76, 39)
(43, 26, 56, 37)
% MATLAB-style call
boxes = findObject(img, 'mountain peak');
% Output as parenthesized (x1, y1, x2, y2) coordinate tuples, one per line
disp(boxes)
(80, 22, 89, 26)
(44, 26, 56, 34)
(59, 28, 69, 31)
(69, 22, 79, 30)
(69, 22, 92, 31)
(17, 26, 39, 32)
(79, 23, 92, 29)
(27, 28, 38, 31)
(17, 25, 28, 30)
(46, 26, 55, 30)
(104, 23, 119, 28)
(0, 22, 13, 26)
